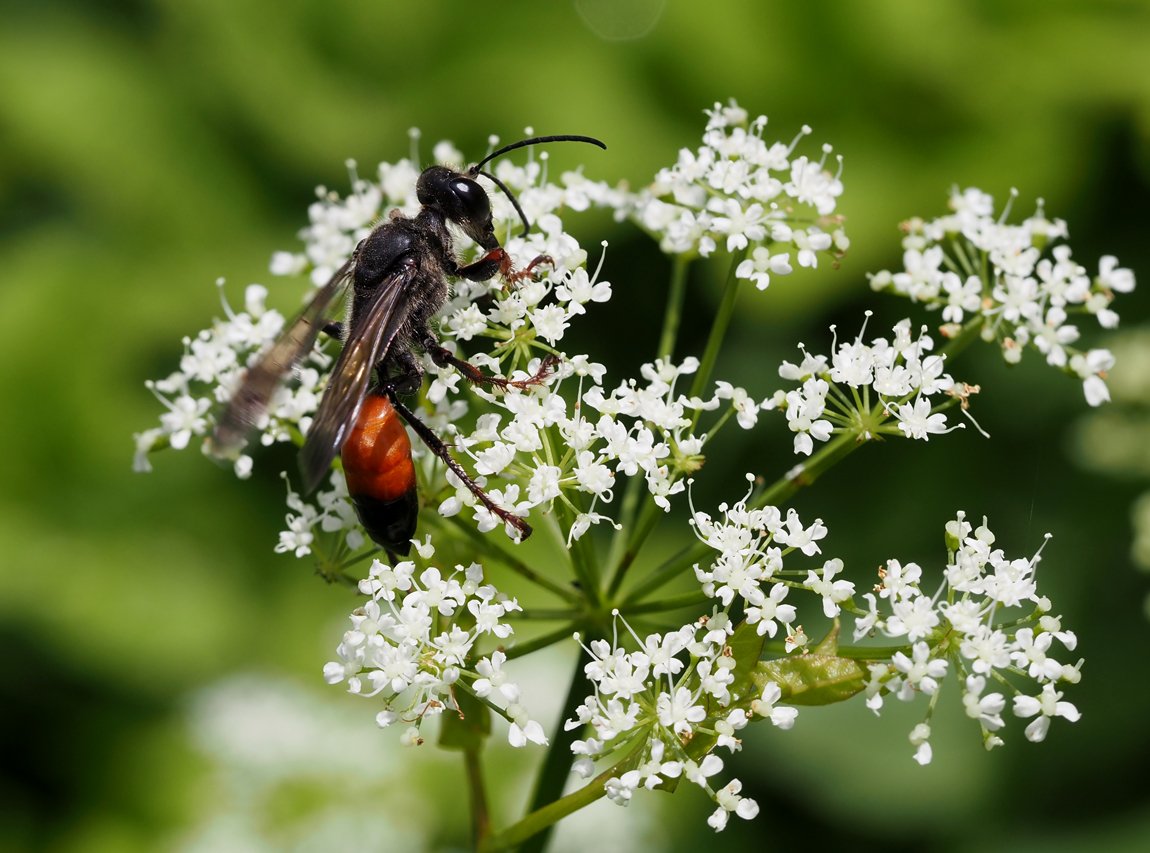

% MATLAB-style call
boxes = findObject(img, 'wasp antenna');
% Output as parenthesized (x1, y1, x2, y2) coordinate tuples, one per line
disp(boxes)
(469, 134, 606, 174)
(478, 169, 532, 237)
(469, 135, 606, 237)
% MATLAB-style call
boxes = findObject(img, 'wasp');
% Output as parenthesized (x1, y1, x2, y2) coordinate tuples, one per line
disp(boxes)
(210, 134, 606, 555)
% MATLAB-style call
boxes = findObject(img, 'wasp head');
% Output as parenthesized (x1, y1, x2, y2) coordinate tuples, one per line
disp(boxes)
(416, 166, 498, 250)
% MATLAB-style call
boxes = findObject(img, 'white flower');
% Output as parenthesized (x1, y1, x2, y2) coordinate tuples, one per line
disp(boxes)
(708, 779, 759, 831)
(750, 681, 798, 729)
(1012, 683, 1081, 742)
(656, 687, 706, 736)
(804, 558, 854, 617)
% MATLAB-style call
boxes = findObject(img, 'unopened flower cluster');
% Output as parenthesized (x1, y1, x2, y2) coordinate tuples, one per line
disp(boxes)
(870, 187, 1136, 406)
(853, 512, 1082, 764)
(604, 100, 847, 288)
(764, 316, 966, 456)
(567, 610, 796, 832)
(323, 543, 548, 749)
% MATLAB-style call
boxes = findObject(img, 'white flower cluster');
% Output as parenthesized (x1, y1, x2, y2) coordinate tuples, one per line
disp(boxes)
(137, 113, 836, 552)
(567, 610, 796, 832)
(323, 543, 547, 749)
(764, 316, 963, 456)
(133, 282, 330, 478)
(690, 474, 851, 638)
(604, 99, 847, 284)
(870, 187, 1136, 406)
(854, 512, 1082, 764)
(274, 471, 366, 559)
(436, 355, 765, 542)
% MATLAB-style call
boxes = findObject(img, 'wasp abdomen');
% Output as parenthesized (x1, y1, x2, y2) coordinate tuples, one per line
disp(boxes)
(341, 393, 418, 554)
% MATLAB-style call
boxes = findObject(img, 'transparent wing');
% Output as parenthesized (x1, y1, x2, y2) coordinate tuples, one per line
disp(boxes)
(298, 255, 420, 494)
(209, 257, 355, 459)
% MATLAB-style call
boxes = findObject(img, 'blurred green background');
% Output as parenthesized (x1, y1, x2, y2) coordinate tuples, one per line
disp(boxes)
(3, 1, 1150, 850)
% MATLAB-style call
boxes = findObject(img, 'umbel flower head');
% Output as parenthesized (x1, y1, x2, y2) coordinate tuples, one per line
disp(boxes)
(134, 100, 1126, 838)
(606, 99, 848, 284)
(323, 540, 548, 749)
(869, 187, 1135, 406)
(134, 128, 770, 562)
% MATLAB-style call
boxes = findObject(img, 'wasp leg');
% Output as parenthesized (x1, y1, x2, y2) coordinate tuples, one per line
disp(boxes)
(452, 249, 508, 282)
(453, 249, 554, 286)
(379, 348, 424, 396)
(386, 393, 532, 541)
(504, 253, 554, 284)
(422, 337, 559, 391)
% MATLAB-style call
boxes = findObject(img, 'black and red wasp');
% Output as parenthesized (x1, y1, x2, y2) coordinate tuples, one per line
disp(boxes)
(209, 134, 606, 555)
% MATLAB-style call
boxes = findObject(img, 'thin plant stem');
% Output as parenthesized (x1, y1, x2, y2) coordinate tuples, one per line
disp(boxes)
(516, 653, 592, 853)
(557, 501, 602, 603)
(622, 589, 709, 615)
(481, 735, 645, 853)
(503, 623, 581, 661)
(623, 429, 866, 605)
(657, 255, 691, 359)
(604, 496, 664, 602)
(688, 249, 748, 401)
(465, 744, 491, 846)
(606, 256, 691, 572)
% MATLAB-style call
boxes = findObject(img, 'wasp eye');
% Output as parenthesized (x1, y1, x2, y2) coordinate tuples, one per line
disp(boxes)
(452, 178, 491, 222)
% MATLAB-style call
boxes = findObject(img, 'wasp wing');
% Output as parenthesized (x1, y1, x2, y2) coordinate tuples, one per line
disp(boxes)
(210, 257, 355, 459)
(298, 255, 420, 494)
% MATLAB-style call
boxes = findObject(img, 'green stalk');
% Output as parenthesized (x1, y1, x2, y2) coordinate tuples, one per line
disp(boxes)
(657, 256, 691, 360)
(622, 589, 709, 615)
(481, 736, 645, 853)
(606, 256, 691, 572)
(503, 623, 581, 661)
(688, 249, 748, 401)
(515, 655, 592, 853)
(465, 744, 491, 846)
(940, 315, 986, 359)
(557, 501, 602, 603)
(604, 496, 664, 602)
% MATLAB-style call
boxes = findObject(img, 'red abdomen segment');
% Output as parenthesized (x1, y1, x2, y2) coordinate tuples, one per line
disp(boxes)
(341, 394, 418, 554)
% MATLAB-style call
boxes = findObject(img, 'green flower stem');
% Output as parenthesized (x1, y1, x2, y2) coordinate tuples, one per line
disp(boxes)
(558, 501, 602, 604)
(504, 624, 581, 661)
(465, 744, 491, 847)
(482, 733, 645, 853)
(688, 249, 748, 401)
(623, 430, 867, 606)
(605, 471, 644, 574)
(604, 493, 665, 602)
(438, 515, 581, 605)
(751, 430, 865, 509)
(511, 608, 582, 621)
(606, 256, 691, 573)
(513, 655, 594, 853)
(623, 589, 709, 615)
(940, 314, 986, 359)
(333, 547, 379, 573)
(657, 255, 691, 360)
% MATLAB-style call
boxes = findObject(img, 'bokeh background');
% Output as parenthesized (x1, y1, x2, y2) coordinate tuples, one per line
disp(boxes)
(3, 1, 1149, 850)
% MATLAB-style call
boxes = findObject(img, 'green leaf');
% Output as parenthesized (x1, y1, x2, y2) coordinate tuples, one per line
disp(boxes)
(753, 622, 866, 706)
(439, 687, 492, 751)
